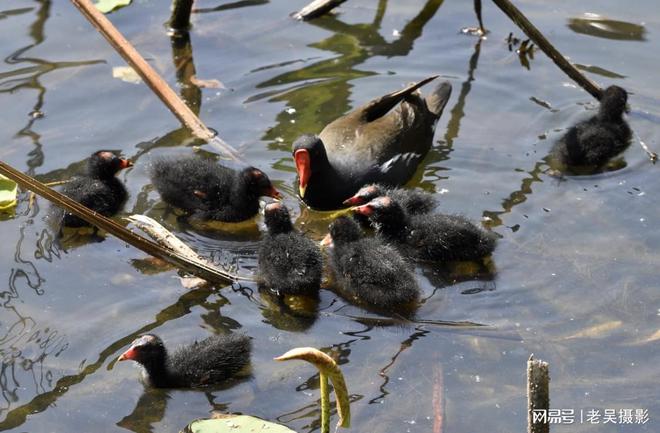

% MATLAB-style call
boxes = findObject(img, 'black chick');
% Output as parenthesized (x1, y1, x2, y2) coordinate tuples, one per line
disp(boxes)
(343, 183, 437, 214)
(59, 150, 132, 227)
(258, 202, 323, 295)
(150, 156, 281, 222)
(118, 333, 251, 388)
(354, 196, 496, 262)
(323, 216, 419, 312)
(550, 85, 631, 169)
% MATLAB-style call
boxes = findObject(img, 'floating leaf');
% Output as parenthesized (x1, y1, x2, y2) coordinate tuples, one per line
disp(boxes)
(0, 174, 18, 211)
(94, 0, 133, 14)
(112, 66, 142, 84)
(628, 329, 660, 346)
(567, 14, 646, 41)
(181, 415, 296, 433)
(190, 76, 225, 89)
(563, 320, 622, 339)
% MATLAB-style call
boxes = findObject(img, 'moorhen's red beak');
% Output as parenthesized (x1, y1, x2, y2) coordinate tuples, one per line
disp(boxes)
(294, 149, 311, 198)
(118, 346, 137, 362)
(320, 233, 333, 247)
(342, 195, 364, 207)
(352, 204, 374, 216)
(119, 158, 133, 169)
(265, 186, 282, 199)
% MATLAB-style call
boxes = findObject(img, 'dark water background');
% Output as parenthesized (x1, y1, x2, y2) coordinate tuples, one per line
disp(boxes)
(1, 1, 659, 432)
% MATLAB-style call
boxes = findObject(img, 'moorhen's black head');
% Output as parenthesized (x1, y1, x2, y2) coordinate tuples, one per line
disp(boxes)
(238, 167, 281, 199)
(352, 196, 406, 229)
(264, 202, 293, 234)
(292, 135, 328, 199)
(342, 184, 384, 207)
(88, 150, 132, 179)
(599, 85, 628, 121)
(118, 334, 166, 366)
(324, 216, 363, 247)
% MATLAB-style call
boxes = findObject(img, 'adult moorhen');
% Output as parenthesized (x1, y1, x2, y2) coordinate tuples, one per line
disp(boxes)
(150, 155, 281, 222)
(258, 202, 323, 295)
(353, 196, 496, 262)
(58, 150, 132, 228)
(322, 216, 419, 312)
(549, 85, 631, 170)
(292, 76, 452, 210)
(118, 333, 251, 388)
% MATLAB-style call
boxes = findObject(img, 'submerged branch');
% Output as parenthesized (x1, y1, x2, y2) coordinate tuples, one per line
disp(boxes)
(69, 0, 242, 162)
(0, 160, 238, 284)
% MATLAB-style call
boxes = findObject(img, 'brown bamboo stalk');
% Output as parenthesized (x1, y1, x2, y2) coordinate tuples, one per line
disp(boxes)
(491, 0, 602, 100)
(527, 355, 550, 433)
(292, 0, 348, 21)
(70, 0, 242, 161)
(170, 0, 194, 31)
(0, 160, 239, 284)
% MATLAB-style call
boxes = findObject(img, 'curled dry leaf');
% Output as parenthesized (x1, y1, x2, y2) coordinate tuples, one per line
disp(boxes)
(275, 347, 350, 429)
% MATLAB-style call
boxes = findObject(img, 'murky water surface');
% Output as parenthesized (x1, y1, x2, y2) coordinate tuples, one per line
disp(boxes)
(1, 1, 659, 432)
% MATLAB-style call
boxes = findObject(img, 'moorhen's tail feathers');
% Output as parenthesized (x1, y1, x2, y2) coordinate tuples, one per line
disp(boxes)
(362, 75, 439, 122)
(425, 80, 453, 120)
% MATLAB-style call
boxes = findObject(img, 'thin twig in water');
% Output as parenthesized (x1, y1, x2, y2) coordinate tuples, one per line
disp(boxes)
(634, 131, 658, 163)
(474, 0, 486, 34)
(69, 0, 243, 162)
(490, 0, 602, 99)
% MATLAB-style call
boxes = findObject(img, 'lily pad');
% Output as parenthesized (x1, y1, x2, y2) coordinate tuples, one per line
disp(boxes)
(94, 0, 133, 14)
(181, 415, 296, 433)
(0, 175, 18, 211)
